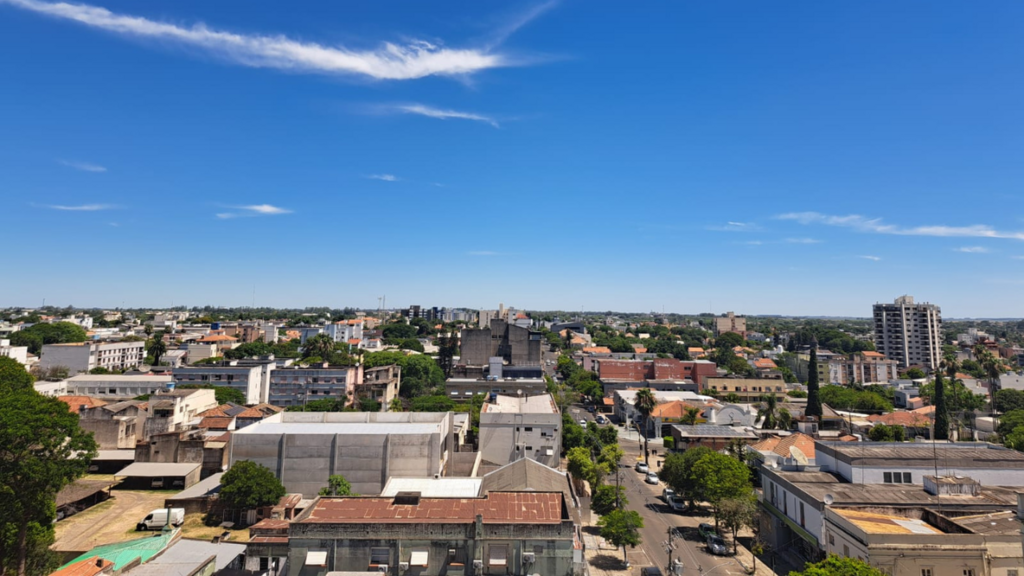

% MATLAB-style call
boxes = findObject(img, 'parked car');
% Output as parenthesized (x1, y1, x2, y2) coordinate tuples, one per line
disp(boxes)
(661, 487, 675, 501)
(667, 496, 687, 513)
(640, 567, 663, 576)
(596, 415, 606, 424)
(137, 508, 185, 531)
(698, 523, 717, 539)
(579, 419, 588, 426)
(635, 461, 649, 473)
(645, 472, 659, 485)
(706, 534, 729, 556)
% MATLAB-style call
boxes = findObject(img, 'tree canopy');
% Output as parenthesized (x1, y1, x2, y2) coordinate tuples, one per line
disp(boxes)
(363, 352, 444, 397)
(9, 322, 88, 355)
(319, 474, 353, 496)
(994, 389, 1024, 413)
(788, 555, 885, 576)
(597, 509, 644, 563)
(219, 460, 286, 511)
(0, 357, 97, 576)
(819, 385, 892, 413)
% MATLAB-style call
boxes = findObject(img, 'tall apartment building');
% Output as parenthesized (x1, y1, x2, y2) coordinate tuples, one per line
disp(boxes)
(40, 341, 146, 375)
(714, 312, 747, 338)
(478, 394, 561, 471)
(873, 296, 942, 371)
(172, 362, 271, 405)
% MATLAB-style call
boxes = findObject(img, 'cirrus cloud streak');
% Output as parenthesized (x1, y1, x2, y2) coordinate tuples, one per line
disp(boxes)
(777, 212, 1024, 241)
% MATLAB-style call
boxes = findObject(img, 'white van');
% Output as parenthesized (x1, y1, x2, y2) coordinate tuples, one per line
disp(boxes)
(137, 508, 185, 531)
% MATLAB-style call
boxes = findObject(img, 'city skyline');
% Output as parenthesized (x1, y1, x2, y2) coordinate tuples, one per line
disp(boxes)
(3, 1, 1024, 316)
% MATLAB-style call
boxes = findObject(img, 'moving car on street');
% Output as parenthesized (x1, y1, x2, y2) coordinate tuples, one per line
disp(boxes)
(635, 461, 649, 473)
(706, 534, 729, 556)
(645, 472, 659, 485)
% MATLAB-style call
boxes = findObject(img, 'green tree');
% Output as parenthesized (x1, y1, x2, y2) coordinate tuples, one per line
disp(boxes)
(662, 435, 674, 450)
(567, 446, 597, 489)
(660, 447, 713, 509)
(788, 555, 885, 576)
(1, 359, 97, 576)
(691, 452, 752, 530)
(597, 425, 619, 446)
(319, 474, 353, 496)
(932, 371, 950, 440)
(591, 484, 628, 515)
(904, 367, 926, 379)
(806, 348, 822, 419)
(303, 333, 336, 361)
(867, 423, 906, 442)
(357, 397, 381, 413)
(597, 509, 644, 564)
(997, 409, 1024, 437)
(718, 493, 757, 554)
(681, 406, 701, 426)
(147, 337, 167, 365)
(633, 388, 657, 465)
(599, 444, 625, 470)
(436, 331, 459, 378)
(994, 389, 1024, 413)
(716, 332, 745, 348)
(724, 392, 741, 403)
(409, 394, 455, 412)
(381, 323, 418, 340)
(219, 460, 286, 512)
(1003, 426, 1024, 451)
(9, 322, 88, 355)
(363, 352, 444, 397)
(389, 397, 404, 412)
(758, 394, 784, 430)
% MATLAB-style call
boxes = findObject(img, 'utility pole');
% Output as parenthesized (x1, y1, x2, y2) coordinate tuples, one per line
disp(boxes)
(665, 527, 678, 575)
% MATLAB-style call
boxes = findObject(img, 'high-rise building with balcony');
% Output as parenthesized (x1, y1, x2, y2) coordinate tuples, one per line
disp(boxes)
(872, 295, 942, 371)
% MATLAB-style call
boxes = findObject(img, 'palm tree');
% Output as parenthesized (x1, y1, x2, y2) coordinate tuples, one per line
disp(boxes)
(758, 394, 781, 430)
(681, 406, 701, 426)
(303, 333, 336, 361)
(778, 408, 793, 431)
(633, 388, 657, 465)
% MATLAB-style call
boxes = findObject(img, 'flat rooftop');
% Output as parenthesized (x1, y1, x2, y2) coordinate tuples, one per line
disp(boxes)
(234, 411, 448, 435)
(672, 425, 759, 439)
(300, 492, 564, 525)
(380, 477, 482, 498)
(832, 508, 941, 535)
(818, 441, 1024, 468)
(482, 393, 558, 414)
(67, 374, 173, 382)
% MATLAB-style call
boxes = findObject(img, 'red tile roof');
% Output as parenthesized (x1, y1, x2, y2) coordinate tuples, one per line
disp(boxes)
(650, 400, 700, 419)
(302, 492, 564, 525)
(583, 346, 612, 354)
(753, 358, 777, 369)
(198, 416, 234, 429)
(348, 338, 362, 345)
(867, 411, 932, 427)
(236, 407, 268, 419)
(58, 396, 107, 414)
(198, 334, 238, 343)
(750, 432, 817, 459)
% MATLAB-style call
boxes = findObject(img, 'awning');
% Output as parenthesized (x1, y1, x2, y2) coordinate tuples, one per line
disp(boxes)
(488, 546, 507, 567)
(306, 551, 328, 566)
(410, 548, 429, 567)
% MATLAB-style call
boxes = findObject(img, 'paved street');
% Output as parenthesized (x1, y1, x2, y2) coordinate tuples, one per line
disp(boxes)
(585, 423, 778, 576)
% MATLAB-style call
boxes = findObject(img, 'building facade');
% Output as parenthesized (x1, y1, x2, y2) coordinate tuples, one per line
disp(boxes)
(478, 394, 561, 471)
(40, 341, 146, 375)
(873, 295, 942, 371)
(714, 312, 747, 338)
(267, 364, 363, 408)
(172, 362, 270, 404)
(66, 374, 174, 398)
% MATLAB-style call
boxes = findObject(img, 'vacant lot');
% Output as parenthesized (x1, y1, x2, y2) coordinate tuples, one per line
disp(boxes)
(54, 489, 171, 553)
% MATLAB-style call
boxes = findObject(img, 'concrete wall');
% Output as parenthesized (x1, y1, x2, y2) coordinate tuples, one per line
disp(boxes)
(230, 412, 453, 497)
(460, 329, 492, 365)
(40, 344, 91, 374)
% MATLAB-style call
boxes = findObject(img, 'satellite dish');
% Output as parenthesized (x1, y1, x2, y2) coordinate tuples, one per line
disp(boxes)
(789, 446, 810, 466)
(824, 494, 834, 506)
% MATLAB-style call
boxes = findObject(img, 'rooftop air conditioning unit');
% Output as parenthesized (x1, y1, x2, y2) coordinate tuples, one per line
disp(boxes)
(448, 549, 457, 559)
(472, 560, 484, 569)
(377, 565, 389, 573)
(523, 553, 536, 564)
(399, 562, 410, 572)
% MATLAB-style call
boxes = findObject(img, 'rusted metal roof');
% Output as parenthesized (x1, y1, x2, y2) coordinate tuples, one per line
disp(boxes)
(301, 492, 564, 525)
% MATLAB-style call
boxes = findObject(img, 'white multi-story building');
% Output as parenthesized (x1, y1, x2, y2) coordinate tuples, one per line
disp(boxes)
(144, 388, 218, 437)
(172, 362, 271, 404)
(0, 339, 28, 365)
(873, 295, 942, 371)
(323, 319, 364, 343)
(478, 393, 561, 471)
(40, 341, 146, 375)
(65, 374, 174, 398)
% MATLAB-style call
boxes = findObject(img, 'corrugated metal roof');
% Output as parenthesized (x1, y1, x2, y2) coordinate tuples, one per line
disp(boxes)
(302, 492, 564, 524)
(116, 462, 200, 477)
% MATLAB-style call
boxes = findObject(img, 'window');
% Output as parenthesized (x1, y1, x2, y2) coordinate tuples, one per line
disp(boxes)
(828, 533, 835, 546)
(525, 427, 533, 432)
(963, 570, 975, 576)
(488, 546, 508, 567)
(525, 446, 533, 451)
(370, 548, 389, 565)
(842, 545, 849, 557)
(903, 472, 912, 483)
(921, 569, 933, 576)
(1006, 571, 1017, 576)
(799, 502, 805, 527)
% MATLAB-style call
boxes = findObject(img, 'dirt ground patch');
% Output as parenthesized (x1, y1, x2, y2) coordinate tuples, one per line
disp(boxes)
(53, 490, 170, 553)
(178, 513, 250, 542)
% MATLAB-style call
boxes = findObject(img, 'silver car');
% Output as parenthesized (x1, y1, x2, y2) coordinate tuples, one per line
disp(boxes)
(645, 472, 659, 485)
(706, 534, 729, 556)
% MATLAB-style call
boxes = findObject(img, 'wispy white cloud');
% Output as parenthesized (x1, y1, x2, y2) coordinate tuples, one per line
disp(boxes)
(37, 203, 116, 211)
(58, 159, 106, 172)
(708, 221, 761, 232)
(776, 211, 1024, 241)
(484, 0, 560, 50)
(954, 246, 990, 253)
(1, 0, 515, 81)
(366, 174, 399, 182)
(740, 240, 764, 246)
(392, 103, 499, 127)
(783, 238, 821, 244)
(858, 255, 882, 261)
(216, 204, 292, 219)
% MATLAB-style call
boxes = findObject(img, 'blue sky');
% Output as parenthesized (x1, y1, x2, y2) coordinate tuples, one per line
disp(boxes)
(3, 0, 1024, 317)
